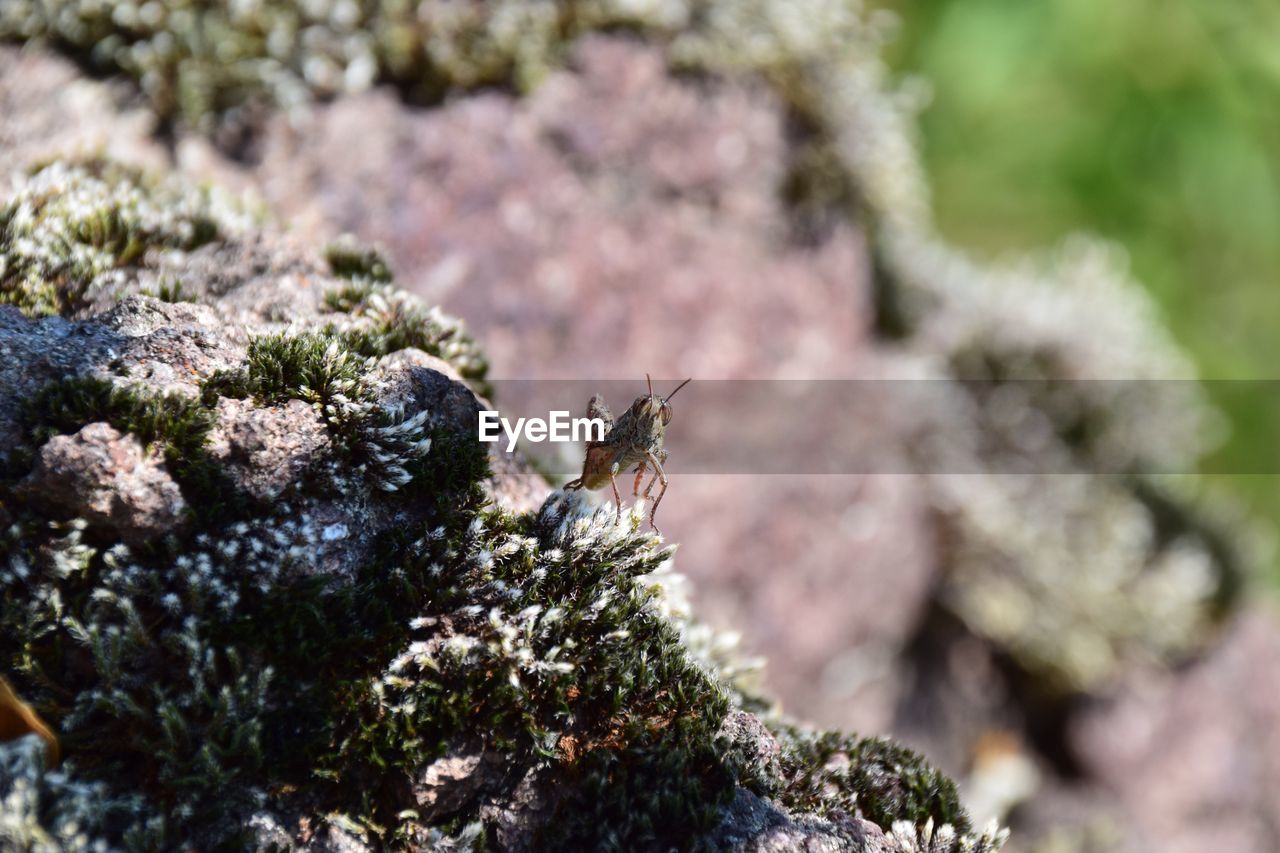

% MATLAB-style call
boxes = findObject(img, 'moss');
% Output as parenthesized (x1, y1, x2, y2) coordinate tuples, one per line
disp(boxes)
(17, 376, 245, 522)
(325, 239, 393, 284)
(0, 0, 660, 131)
(231, 330, 436, 492)
(0, 161, 228, 318)
(774, 728, 971, 836)
(142, 279, 194, 303)
(0, 401, 491, 847)
(5, 364, 985, 849)
(243, 331, 369, 411)
(3, 373, 985, 850)
(322, 279, 491, 395)
(314, 497, 742, 849)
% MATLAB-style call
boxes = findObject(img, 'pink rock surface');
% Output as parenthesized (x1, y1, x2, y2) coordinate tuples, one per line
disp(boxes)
(246, 35, 923, 729)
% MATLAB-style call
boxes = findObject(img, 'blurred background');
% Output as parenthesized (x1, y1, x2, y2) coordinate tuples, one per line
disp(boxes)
(873, 0, 1280, 553)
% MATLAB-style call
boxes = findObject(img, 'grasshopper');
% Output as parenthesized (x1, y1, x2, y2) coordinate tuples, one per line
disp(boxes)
(565, 376, 692, 534)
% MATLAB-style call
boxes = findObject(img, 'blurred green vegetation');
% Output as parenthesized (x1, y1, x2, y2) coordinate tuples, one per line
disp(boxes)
(874, 0, 1280, 550)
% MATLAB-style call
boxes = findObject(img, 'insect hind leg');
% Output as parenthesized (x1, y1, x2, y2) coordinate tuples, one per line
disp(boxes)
(609, 465, 622, 524)
(644, 451, 668, 535)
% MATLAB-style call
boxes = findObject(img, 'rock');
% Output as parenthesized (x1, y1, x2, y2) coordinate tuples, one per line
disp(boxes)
(478, 765, 555, 853)
(1062, 610, 1280, 853)
(1, 5, 1269, 851)
(20, 422, 187, 546)
(412, 745, 488, 821)
(208, 398, 331, 503)
(377, 349, 548, 514)
(709, 788, 850, 852)
(0, 47, 164, 185)
(0, 157, 993, 851)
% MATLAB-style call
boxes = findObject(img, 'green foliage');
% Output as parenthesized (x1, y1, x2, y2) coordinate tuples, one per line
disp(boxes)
(874, 0, 1280, 547)
(325, 239, 393, 284)
(244, 331, 370, 411)
(143, 279, 193, 303)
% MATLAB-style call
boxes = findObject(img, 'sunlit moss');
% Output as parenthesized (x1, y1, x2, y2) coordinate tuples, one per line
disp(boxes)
(0, 160, 230, 318)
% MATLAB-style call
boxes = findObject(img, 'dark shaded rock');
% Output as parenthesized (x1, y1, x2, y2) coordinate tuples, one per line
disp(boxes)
(412, 744, 489, 821)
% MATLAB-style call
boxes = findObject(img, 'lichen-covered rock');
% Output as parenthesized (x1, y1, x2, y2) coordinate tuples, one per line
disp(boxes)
(0, 159, 999, 851)
(19, 421, 188, 547)
(4, 2, 1274, 850)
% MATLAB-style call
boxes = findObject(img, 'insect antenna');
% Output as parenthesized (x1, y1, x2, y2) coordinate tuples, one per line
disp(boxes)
(664, 378, 692, 402)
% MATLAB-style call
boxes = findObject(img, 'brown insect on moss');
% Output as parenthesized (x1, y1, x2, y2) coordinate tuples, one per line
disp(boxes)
(565, 375, 691, 535)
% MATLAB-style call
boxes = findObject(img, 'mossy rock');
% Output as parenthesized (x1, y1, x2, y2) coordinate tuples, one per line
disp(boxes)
(0, 159, 1003, 851)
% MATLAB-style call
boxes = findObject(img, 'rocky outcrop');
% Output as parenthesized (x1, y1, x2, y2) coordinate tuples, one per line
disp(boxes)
(3, 2, 1279, 850)
(0, 161, 1004, 851)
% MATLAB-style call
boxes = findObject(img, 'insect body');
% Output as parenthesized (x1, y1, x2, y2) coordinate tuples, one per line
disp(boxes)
(565, 376, 691, 534)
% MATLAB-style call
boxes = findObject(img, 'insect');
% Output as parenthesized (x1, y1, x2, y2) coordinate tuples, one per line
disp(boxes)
(564, 375, 692, 534)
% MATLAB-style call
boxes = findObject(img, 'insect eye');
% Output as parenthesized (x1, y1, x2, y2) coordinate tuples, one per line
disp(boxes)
(660, 403, 673, 425)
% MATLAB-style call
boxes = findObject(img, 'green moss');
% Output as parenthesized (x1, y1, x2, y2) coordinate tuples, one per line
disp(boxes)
(774, 728, 971, 835)
(0, 161, 226, 318)
(322, 279, 490, 394)
(17, 376, 244, 521)
(198, 367, 252, 407)
(244, 331, 369, 411)
(314, 498, 743, 849)
(143, 279, 193, 303)
(225, 330, 435, 492)
(0, 384, 491, 847)
(325, 240, 393, 284)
